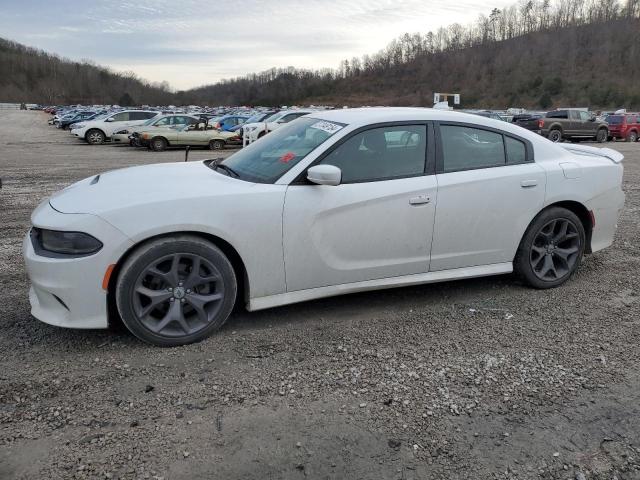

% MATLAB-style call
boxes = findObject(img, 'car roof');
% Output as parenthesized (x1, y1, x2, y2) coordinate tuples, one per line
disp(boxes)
(308, 107, 503, 127)
(309, 107, 553, 146)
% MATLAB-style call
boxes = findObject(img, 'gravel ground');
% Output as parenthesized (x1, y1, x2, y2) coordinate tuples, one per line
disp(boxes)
(1, 110, 639, 480)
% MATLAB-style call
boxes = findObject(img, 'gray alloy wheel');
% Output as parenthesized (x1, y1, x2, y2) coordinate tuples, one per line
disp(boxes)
(151, 137, 167, 152)
(514, 207, 585, 289)
(529, 218, 581, 282)
(548, 129, 562, 142)
(131, 253, 224, 337)
(86, 129, 105, 145)
(209, 139, 225, 150)
(596, 128, 608, 143)
(116, 236, 237, 346)
(628, 131, 638, 142)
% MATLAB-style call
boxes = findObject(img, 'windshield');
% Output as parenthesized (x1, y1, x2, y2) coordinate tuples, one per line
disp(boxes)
(221, 117, 345, 183)
(143, 116, 161, 126)
(605, 115, 623, 125)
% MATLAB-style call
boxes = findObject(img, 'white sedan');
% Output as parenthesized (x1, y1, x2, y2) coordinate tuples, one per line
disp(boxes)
(24, 108, 625, 346)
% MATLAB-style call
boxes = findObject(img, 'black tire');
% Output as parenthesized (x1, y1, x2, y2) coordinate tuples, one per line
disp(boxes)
(596, 128, 608, 143)
(514, 207, 585, 289)
(548, 129, 562, 142)
(627, 130, 638, 143)
(209, 139, 225, 150)
(150, 137, 167, 152)
(85, 129, 106, 145)
(116, 235, 237, 347)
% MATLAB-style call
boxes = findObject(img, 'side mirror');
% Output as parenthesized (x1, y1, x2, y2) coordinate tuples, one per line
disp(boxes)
(105, 117, 114, 122)
(307, 165, 342, 186)
(589, 116, 596, 122)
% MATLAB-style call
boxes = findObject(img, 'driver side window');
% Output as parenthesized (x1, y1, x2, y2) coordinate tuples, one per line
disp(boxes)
(319, 125, 427, 183)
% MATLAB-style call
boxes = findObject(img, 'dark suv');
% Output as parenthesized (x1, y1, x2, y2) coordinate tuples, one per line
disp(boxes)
(605, 113, 639, 142)
(537, 110, 609, 143)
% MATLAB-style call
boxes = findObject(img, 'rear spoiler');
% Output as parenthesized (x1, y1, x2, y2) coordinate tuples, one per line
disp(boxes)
(560, 144, 624, 163)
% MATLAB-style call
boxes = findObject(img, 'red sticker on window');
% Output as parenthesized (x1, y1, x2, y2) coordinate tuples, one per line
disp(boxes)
(280, 152, 296, 163)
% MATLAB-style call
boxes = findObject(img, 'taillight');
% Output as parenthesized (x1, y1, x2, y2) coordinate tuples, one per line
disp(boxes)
(538, 119, 544, 129)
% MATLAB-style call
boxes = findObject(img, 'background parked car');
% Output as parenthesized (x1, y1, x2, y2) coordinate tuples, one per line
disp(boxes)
(71, 110, 161, 144)
(211, 114, 251, 131)
(537, 109, 609, 142)
(112, 114, 201, 145)
(58, 111, 100, 130)
(511, 113, 544, 131)
(605, 112, 639, 142)
(243, 109, 316, 142)
(139, 121, 240, 151)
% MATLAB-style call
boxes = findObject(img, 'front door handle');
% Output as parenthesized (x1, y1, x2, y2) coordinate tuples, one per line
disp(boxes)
(520, 179, 538, 188)
(409, 195, 431, 205)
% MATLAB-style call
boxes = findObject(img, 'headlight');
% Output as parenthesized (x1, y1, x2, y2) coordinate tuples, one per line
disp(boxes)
(115, 129, 129, 134)
(73, 123, 85, 129)
(245, 125, 257, 131)
(31, 228, 103, 257)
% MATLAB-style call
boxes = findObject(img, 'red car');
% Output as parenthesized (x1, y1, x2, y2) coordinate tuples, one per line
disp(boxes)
(605, 113, 640, 142)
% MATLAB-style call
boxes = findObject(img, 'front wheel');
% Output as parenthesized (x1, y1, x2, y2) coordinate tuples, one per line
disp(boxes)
(86, 129, 105, 145)
(627, 131, 638, 143)
(151, 137, 167, 152)
(514, 207, 585, 289)
(209, 139, 225, 150)
(116, 236, 237, 346)
(596, 128, 608, 143)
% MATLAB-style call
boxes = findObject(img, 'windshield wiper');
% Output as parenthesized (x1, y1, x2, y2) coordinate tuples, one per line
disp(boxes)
(215, 163, 240, 178)
(208, 158, 240, 178)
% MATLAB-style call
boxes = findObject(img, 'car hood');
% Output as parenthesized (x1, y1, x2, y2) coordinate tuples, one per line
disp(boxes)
(49, 161, 254, 215)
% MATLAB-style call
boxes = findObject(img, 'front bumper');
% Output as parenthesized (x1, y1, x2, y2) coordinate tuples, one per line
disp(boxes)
(23, 201, 134, 329)
(111, 133, 130, 143)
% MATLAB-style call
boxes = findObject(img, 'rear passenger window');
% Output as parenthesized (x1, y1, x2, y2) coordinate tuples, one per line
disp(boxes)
(505, 136, 527, 164)
(321, 125, 427, 183)
(110, 112, 130, 122)
(440, 126, 505, 172)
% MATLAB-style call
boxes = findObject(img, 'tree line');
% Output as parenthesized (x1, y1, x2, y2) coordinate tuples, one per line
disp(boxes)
(1, 0, 639, 109)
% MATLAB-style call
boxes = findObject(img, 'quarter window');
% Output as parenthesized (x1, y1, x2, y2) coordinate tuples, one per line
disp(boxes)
(440, 125, 505, 172)
(320, 125, 427, 183)
(505, 136, 526, 164)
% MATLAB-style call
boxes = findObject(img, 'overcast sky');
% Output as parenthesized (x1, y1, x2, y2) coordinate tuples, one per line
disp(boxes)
(0, 0, 515, 90)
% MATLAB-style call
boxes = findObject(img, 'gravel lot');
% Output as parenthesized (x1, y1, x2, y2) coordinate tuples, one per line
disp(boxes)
(1, 110, 639, 480)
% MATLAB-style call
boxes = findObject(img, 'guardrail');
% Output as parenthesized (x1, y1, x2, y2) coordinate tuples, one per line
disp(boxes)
(0, 103, 21, 110)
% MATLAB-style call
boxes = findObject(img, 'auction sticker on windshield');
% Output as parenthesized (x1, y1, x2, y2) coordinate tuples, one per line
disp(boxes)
(310, 120, 344, 134)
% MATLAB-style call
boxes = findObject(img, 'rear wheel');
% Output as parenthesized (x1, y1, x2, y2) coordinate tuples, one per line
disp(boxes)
(596, 128, 608, 143)
(627, 131, 638, 143)
(116, 236, 237, 347)
(548, 129, 562, 142)
(514, 207, 585, 289)
(209, 139, 225, 150)
(151, 137, 167, 152)
(86, 129, 105, 145)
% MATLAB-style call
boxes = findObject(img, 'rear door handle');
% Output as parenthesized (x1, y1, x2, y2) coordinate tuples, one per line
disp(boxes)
(520, 179, 538, 188)
(409, 195, 431, 205)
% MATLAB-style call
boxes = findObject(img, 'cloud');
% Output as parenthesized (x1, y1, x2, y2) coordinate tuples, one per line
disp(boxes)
(0, 0, 516, 89)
